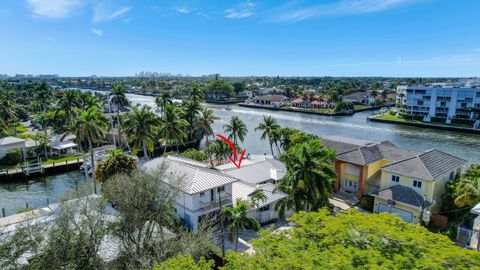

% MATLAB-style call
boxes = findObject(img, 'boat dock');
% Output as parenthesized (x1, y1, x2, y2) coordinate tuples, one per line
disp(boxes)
(0, 158, 84, 182)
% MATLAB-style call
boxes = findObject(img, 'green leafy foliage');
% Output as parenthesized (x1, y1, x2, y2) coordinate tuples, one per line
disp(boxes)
(223, 210, 480, 270)
(0, 148, 22, 165)
(181, 148, 209, 161)
(94, 150, 138, 184)
(154, 254, 214, 270)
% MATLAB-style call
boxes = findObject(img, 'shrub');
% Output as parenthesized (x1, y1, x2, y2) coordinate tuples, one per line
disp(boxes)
(94, 150, 138, 184)
(0, 148, 22, 165)
(389, 109, 397, 116)
(15, 207, 34, 214)
(181, 148, 209, 161)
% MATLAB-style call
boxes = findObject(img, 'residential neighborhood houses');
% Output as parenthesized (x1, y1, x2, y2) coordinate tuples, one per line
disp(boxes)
(323, 135, 467, 224)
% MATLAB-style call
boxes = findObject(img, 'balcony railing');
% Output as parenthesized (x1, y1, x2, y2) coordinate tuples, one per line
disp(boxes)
(200, 195, 232, 212)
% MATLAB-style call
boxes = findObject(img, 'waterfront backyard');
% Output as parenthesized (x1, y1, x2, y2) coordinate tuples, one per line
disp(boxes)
(1, 92, 480, 215)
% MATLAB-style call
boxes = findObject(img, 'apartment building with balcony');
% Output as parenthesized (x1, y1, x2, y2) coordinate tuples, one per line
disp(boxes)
(396, 84, 480, 124)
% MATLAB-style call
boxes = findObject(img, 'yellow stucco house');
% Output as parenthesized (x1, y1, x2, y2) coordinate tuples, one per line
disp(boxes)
(371, 150, 466, 223)
(322, 136, 466, 224)
(322, 136, 420, 198)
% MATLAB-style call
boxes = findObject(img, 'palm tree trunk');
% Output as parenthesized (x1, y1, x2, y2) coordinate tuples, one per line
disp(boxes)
(43, 128, 48, 159)
(78, 140, 88, 180)
(234, 229, 239, 252)
(88, 139, 97, 195)
(142, 139, 148, 159)
(116, 109, 122, 147)
(269, 140, 274, 156)
(207, 136, 214, 168)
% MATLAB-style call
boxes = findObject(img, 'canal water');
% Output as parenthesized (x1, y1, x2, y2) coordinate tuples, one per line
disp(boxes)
(1, 92, 479, 214)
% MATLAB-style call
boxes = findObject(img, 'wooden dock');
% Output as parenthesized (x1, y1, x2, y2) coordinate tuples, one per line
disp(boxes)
(0, 158, 84, 182)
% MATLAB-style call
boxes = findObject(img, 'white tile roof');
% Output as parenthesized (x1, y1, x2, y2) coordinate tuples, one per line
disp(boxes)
(0, 136, 26, 146)
(141, 156, 239, 194)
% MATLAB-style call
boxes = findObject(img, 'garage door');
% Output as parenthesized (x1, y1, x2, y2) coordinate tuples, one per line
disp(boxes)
(378, 203, 413, 223)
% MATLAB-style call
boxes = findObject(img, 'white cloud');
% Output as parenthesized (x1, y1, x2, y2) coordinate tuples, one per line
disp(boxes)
(91, 28, 103, 36)
(225, 1, 255, 19)
(93, 5, 132, 23)
(272, 0, 422, 22)
(26, 0, 85, 19)
(173, 6, 191, 14)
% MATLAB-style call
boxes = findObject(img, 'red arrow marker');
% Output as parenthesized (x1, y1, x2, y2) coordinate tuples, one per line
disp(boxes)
(215, 134, 247, 169)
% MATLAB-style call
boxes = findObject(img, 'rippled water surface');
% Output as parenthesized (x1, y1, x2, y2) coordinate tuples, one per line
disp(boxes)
(1, 92, 478, 214)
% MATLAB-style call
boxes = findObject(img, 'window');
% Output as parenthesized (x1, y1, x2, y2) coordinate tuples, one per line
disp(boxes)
(391, 175, 400, 183)
(199, 192, 205, 197)
(258, 205, 270, 212)
(413, 180, 422, 189)
(449, 171, 455, 181)
(217, 186, 225, 192)
(417, 100, 424, 106)
(345, 164, 360, 176)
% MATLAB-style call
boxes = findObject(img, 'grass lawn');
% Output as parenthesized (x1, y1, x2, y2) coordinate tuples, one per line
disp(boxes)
(5, 123, 28, 135)
(42, 155, 82, 165)
(354, 105, 370, 110)
(374, 114, 474, 128)
(0, 155, 82, 171)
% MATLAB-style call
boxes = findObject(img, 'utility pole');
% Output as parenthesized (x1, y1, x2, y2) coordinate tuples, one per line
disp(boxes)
(218, 187, 225, 265)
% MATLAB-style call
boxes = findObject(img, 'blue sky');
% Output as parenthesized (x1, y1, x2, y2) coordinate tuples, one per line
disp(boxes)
(0, 0, 479, 77)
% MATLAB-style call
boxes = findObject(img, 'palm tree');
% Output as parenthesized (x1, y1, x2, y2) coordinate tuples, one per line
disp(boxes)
(276, 140, 336, 213)
(0, 89, 17, 128)
(250, 188, 267, 209)
(56, 90, 81, 126)
(182, 99, 202, 140)
(155, 91, 172, 116)
(224, 199, 260, 252)
(454, 164, 480, 207)
(255, 115, 281, 156)
(223, 116, 248, 149)
(210, 138, 230, 164)
(189, 83, 204, 103)
(124, 105, 159, 158)
(370, 90, 379, 100)
(158, 104, 188, 153)
(110, 84, 130, 147)
(73, 107, 108, 194)
(194, 107, 219, 167)
(81, 92, 104, 110)
(381, 89, 389, 100)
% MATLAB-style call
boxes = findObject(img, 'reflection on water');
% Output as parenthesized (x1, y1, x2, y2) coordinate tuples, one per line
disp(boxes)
(206, 105, 479, 163)
(1, 92, 478, 214)
(0, 171, 92, 215)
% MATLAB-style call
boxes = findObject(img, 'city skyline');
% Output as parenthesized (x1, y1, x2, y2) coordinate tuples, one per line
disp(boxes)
(1, 0, 479, 77)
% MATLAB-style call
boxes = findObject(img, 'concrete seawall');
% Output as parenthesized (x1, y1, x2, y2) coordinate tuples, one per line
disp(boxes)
(368, 117, 480, 134)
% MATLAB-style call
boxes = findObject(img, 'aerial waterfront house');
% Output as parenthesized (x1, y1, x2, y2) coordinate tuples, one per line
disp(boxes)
(343, 91, 374, 105)
(290, 96, 332, 109)
(371, 150, 466, 223)
(220, 157, 289, 224)
(323, 136, 421, 198)
(322, 136, 466, 224)
(396, 83, 480, 124)
(252, 95, 289, 107)
(141, 155, 239, 231)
